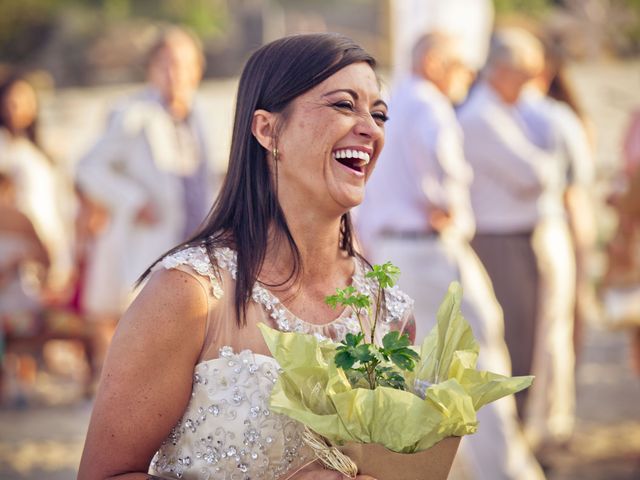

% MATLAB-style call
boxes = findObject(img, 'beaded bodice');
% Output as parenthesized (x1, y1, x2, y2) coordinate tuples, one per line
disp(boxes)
(150, 348, 311, 479)
(149, 246, 413, 479)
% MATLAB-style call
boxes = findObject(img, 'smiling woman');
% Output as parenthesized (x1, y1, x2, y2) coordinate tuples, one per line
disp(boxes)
(252, 62, 388, 230)
(78, 33, 413, 480)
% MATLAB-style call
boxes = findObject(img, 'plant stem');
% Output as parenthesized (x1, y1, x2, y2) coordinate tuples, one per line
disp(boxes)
(366, 360, 378, 389)
(370, 285, 383, 344)
(354, 309, 366, 341)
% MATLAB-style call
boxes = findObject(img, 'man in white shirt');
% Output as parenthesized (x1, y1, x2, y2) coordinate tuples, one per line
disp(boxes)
(358, 31, 489, 348)
(357, 33, 545, 480)
(458, 28, 554, 420)
(389, 0, 494, 78)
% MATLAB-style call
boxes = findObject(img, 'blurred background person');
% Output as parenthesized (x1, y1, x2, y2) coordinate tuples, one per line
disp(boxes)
(357, 32, 475, 342)
(518, 33, 600, 453)
(389, 0, 494, 80)
(460, 26, 580, 456)
(0, 75, 74, 295)
(356, 32, 545, 480)
(0, 172, 50, 406)
(604, 108, 640, 289)
(622, 106, 640, 179)
(528, 37, 598, 363)
(75, 26, 216, 376)
(457, 27, 554, 419)
(603, 105, 640, 377)
(604, 156, 640, 376)
(0, 73, 92, 406)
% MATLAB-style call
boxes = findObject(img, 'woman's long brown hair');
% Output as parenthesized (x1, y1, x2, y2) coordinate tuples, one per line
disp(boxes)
(139, 33, 376, 327)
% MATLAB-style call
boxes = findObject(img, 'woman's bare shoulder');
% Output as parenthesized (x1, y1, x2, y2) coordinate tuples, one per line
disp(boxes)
(120, 267, 211, 354)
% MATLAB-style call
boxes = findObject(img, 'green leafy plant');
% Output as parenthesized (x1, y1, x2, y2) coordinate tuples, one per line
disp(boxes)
(325, 262, 419, 390)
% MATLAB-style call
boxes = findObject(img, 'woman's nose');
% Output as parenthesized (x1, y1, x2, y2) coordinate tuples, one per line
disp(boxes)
(354, 112, 383, 140)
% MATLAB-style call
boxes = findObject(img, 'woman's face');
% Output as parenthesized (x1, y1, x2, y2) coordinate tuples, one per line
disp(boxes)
(1, 80, 37, 133)
(274, 62, 387, 216)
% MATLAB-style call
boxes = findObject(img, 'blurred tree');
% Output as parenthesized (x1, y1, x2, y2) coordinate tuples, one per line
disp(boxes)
(1, 0, 637, 86)
(622, 0, 640, 50)
(0, 0, 62, 64)
(493, 0, 554, 17)
(493, 0, 640, 56)
(0, 0, 229, 67)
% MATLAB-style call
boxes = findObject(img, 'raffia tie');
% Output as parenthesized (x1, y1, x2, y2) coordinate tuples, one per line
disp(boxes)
(302, 427, 358, 479)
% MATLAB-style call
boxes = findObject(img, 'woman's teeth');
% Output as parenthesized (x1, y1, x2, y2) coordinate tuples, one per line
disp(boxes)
(332, 149, 371, 164)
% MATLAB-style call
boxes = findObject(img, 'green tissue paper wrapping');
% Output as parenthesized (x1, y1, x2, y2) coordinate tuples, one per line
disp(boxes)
(259, 281, 533, 453)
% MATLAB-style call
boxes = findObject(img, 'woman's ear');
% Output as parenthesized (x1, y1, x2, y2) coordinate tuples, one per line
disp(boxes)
(252, 109, 277, 151)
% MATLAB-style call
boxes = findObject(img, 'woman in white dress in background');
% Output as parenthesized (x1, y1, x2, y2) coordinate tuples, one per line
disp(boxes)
(79, 33, 415, 480)
(0, 75, 73, 293)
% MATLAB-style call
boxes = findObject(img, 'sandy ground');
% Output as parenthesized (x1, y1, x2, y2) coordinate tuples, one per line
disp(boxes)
(1, 60, 640, 479)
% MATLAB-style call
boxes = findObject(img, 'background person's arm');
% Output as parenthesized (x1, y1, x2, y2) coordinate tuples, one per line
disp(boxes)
(75, 107, 150, 220)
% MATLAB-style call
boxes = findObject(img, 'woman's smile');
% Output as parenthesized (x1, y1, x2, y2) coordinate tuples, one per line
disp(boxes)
(273, 62, 387, 212)
(332, 146, 373, 176)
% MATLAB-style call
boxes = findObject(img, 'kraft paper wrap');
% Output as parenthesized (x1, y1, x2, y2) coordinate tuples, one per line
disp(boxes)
(259, 282, 533, 456)
(340, 437, 461, 480)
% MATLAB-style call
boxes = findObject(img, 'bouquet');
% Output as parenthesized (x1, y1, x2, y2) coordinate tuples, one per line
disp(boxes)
(259, 263, 533, 479)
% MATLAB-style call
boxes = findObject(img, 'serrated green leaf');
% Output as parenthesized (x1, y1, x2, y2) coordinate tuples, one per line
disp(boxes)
(351, 295, 371, 310)
(325, 295, 339, 308)
(335, 349, 356, 370)
(354, 344, 374, 363)
(365, 262, 401, 289)
(325, 286, 370, 310)
(370, 348, 386, 363)
(389, 350, 419, 371)
(396, 346, 420, 361)
(342, 332, 363, 348)
(375, 366, 407, 390)
(381, 331, 411, 351)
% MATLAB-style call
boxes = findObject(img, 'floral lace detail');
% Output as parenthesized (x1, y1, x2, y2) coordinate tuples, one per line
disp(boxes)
(154, 247, 415, 478)
(162, 245, 413, 338)
(383, 286, 414, 323)
(150, 347, 313, 479)
(162, 247, 224, 299)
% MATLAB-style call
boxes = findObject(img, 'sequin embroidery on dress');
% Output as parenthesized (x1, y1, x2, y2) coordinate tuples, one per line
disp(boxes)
(150, 246, 414, 479)
(149, 347, 311, 479)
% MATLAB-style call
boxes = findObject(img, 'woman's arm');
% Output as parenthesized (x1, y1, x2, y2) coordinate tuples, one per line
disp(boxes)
(75, 109, 149, 217)
(78, 268, 210, 480)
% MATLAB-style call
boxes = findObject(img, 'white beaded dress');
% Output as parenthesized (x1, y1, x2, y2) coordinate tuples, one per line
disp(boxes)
(148, 246, 414, 479)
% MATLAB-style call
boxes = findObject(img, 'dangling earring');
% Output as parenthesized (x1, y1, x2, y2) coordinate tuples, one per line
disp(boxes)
(272, 147, 279, 161)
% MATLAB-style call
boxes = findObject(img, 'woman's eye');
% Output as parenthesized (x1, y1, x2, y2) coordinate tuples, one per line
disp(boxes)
(333, 100, 354, 110)
(372, 111, 389, 124)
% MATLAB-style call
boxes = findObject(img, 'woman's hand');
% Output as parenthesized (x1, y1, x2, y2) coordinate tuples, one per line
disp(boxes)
(293, 473, 377, 480)
(288, 463, 377, 480)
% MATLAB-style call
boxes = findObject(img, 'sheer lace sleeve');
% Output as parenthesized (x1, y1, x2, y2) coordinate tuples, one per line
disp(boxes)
(161, 246, 223, 299)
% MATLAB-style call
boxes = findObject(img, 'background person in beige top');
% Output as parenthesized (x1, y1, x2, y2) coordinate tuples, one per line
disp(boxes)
(75, 27, 215, 378)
